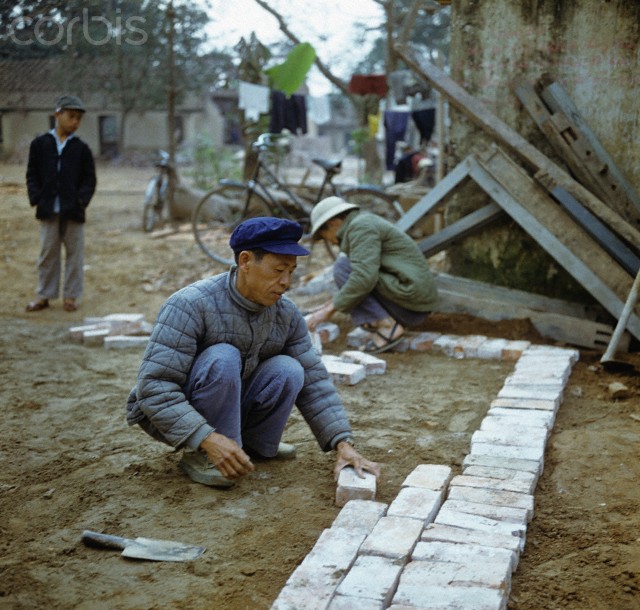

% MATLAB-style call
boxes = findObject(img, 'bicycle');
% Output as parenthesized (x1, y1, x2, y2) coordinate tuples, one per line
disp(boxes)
(191, 133, 404, 265)
(142, 150, 175, 233)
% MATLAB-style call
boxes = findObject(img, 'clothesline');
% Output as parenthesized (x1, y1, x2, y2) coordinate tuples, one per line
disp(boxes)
(237, 79, 438, 171)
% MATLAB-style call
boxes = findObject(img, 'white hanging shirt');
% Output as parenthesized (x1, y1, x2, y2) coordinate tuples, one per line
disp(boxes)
(238, 81, 270, 121)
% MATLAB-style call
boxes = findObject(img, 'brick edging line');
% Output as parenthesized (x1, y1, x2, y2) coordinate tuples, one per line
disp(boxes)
(271, 343, 579, 610)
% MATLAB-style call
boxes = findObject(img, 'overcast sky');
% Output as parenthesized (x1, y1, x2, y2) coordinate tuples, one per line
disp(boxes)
(203, 0, 385, 95)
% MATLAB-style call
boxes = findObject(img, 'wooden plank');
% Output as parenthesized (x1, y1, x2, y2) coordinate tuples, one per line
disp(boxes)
(548, 113, 609, 177)
(435, 276, 626, 350)
(416, 202, 504, 258)
(540, 79, 640, 223)
(434, 272, 597, 319)
(394, 45, 640, 245)
(544, 103, 639, 225)
(549, 186, 640, 276)
(470, 147, 640, 339)
(395, 156, 473, 232)
(513, 80, 615, 207)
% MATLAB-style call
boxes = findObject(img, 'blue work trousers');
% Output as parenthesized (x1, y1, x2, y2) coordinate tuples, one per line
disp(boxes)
(184, 344, 304, 457)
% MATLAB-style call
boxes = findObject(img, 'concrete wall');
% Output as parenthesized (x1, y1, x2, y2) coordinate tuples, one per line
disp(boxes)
(1, 97, 224, 161)
(445, 0, 640, 301)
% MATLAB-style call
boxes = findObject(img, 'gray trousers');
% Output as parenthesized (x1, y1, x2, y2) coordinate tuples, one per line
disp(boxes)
(184, 344, 304, 457)
(36, 217, 84, 300)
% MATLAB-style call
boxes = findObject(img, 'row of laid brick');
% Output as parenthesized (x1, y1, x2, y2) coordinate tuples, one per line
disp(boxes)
(346, 328, 535, 363)
(271, 345, 579, 610)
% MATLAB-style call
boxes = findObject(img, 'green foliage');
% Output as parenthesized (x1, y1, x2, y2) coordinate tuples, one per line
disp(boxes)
(1, 1, 233, 112)
(354, 1, 451, 73)
(349, 127, 370, 157)
(235, 33, 271, 85)
(187, 136, 242, 190)
(264, 42, 316, 95)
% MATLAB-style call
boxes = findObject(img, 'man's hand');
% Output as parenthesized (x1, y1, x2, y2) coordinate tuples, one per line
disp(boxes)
(333, 440, 381, 481)
(305, 300, 335, 331)
(200, 432, 255, 480)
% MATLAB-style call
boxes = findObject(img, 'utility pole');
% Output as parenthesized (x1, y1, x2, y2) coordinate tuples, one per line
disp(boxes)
(166, 0, 177, 216)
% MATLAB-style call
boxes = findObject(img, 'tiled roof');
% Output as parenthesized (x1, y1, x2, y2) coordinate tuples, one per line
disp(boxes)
(0, 58, 80, 110)
(0, 57, 206, 112)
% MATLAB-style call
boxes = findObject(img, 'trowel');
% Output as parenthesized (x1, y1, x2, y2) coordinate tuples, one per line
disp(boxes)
(82, 530, 205, 562)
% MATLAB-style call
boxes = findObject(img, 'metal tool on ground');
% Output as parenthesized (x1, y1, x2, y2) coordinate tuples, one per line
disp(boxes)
(81, 530, 205, 562)
(600, 268, 640, 374)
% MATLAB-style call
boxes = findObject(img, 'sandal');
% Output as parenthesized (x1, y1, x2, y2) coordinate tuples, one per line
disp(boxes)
(361, 322, 405, 354)
(26, 299, 49, 312)
(63, 299, 78, 312)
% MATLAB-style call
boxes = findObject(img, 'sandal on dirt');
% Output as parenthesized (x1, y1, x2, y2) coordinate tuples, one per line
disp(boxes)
(26, 299, 49, 312)
(362, 322, 405, 354)
(63, 299, 78, 312)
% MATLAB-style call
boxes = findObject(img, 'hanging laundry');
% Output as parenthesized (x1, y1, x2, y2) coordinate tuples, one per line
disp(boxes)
(368, 113, 380, 139)
(270, 90, 308, 135)
(238, 81, 270, 122)
(412, 108, 436, 144)
(349, 74, 388, 97)
(383, 110, 410, 170)
(307, 95, 331, 125)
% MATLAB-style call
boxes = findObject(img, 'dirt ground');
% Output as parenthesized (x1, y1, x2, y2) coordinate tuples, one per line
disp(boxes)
(1, 162, 639, 610)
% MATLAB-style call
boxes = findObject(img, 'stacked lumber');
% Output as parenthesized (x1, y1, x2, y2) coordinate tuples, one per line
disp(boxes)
(394, 45, 640, 347)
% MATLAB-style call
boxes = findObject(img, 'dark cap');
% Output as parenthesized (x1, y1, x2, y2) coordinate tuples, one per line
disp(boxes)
(55, 95, 86, 113)
(229, 217, 310, 256)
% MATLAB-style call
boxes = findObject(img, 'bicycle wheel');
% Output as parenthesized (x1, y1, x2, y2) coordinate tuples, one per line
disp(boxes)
(340, 187, 404, 223)
(142, 177, 161, 233)
(192, 183, 271, 265)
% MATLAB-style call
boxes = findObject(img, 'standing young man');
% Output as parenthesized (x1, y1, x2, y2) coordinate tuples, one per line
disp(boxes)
(25, 95, 97, 312)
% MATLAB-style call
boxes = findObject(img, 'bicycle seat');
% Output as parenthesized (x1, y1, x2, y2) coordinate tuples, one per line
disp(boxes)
(312, 158, 342, 174)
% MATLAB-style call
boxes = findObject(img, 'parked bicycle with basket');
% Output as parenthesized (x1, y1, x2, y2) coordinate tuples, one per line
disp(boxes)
(191, 132, 403, 265)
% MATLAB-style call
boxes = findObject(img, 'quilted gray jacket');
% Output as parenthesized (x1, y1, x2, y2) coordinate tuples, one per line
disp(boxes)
(126, 267, 352, 452)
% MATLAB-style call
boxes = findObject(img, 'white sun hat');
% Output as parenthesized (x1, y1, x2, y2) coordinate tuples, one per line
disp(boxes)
(310, 196, 360, 238)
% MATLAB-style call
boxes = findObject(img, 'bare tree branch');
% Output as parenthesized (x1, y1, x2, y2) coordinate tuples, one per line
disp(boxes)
(375, 0, 436, 72)
(397, 2, 425, 47)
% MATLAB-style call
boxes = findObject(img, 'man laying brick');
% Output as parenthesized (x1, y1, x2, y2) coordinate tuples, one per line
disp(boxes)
(126, 217, 380, 488)
(305, 196, 439, 353)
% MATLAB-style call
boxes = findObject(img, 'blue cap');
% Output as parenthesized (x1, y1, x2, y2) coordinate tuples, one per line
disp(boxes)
(229, 217, 310, 256)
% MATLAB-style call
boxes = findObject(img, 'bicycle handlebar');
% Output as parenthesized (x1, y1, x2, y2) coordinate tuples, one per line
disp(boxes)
(253, 132, 292, 153)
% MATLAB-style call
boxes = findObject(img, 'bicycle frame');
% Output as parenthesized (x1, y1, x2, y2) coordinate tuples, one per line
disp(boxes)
(235, 134, 340, 222)
(192, 134, 402, 263)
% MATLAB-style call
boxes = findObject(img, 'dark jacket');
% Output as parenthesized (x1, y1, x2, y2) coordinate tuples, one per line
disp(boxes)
(126, 268, 352, 452)
(26, 132, 96, 223)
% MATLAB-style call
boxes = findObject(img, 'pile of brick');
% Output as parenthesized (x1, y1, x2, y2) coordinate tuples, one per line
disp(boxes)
(69, 313, 152, 349)
(271, 344, 579, 609)
(309, 322, 386, 386)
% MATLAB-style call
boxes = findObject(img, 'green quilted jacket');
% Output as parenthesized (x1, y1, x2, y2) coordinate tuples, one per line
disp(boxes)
(333, 210, 439, 314)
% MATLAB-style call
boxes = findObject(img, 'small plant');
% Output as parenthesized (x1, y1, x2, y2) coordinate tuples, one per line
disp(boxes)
(349, 127, 370, 158)
(187, 136, 241, 189)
